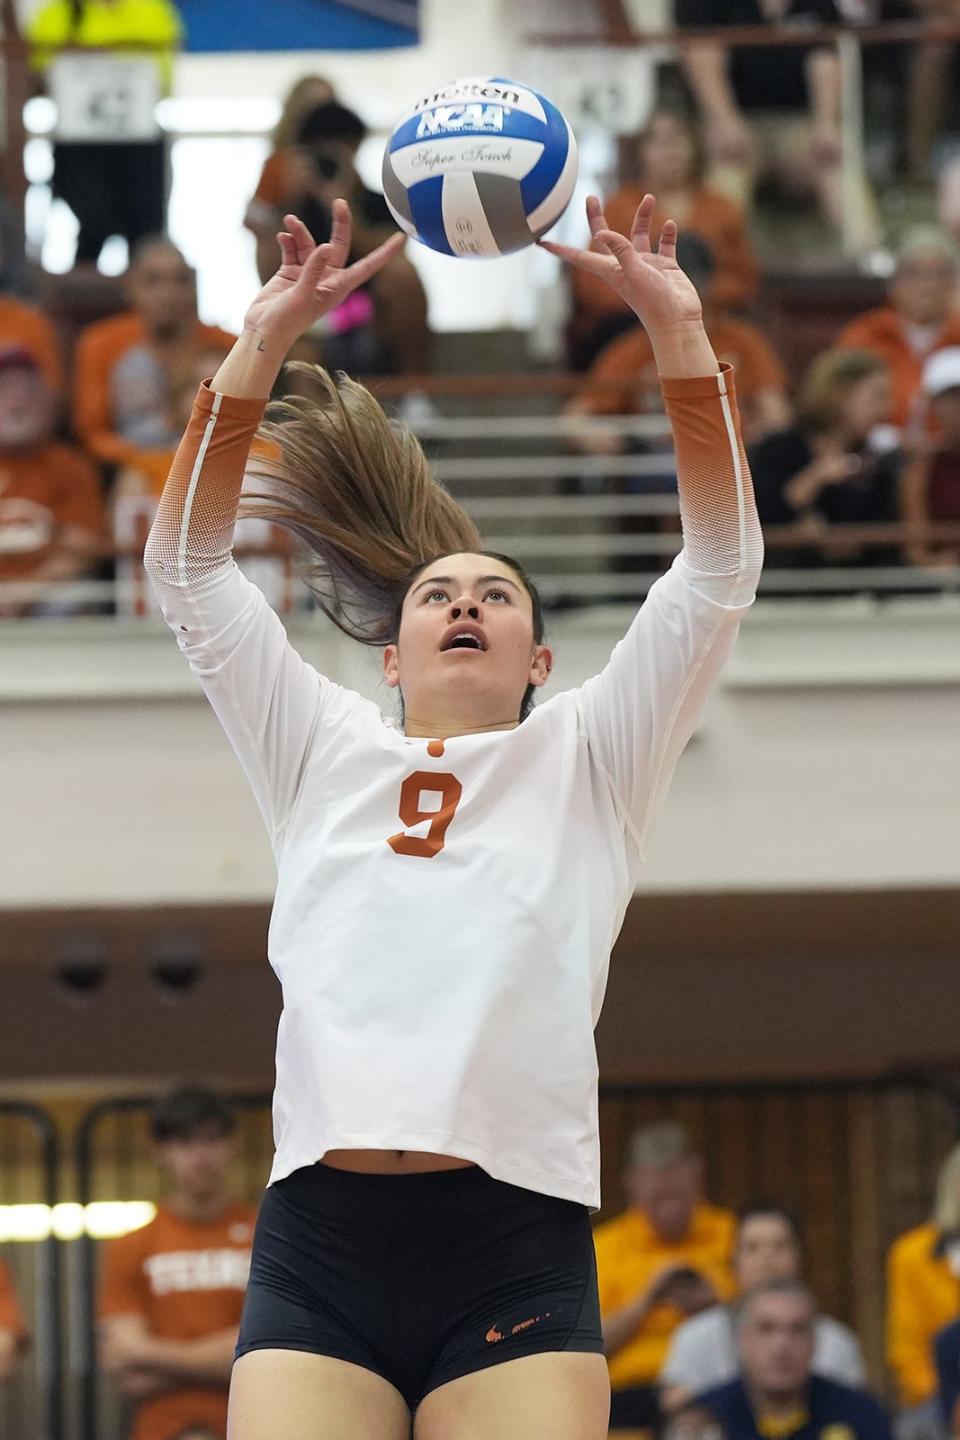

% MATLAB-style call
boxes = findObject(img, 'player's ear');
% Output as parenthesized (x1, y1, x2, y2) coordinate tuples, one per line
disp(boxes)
(383, 643, 400, 689)
(529, 644, 553, 688)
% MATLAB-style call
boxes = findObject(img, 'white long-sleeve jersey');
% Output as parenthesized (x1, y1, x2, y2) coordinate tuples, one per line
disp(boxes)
(144, 365, 762, 1210)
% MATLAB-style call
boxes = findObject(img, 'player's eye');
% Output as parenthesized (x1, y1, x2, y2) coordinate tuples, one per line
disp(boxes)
(484, 588, 509, 602)
(423, 588, 448, 603)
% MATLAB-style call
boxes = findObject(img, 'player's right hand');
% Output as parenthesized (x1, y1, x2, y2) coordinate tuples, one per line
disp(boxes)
(242, 199, 404, 348)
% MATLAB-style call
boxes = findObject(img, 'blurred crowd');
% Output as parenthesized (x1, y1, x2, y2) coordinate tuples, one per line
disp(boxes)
(5, 1099, 960, 1440)
(4, 1, 960, 616)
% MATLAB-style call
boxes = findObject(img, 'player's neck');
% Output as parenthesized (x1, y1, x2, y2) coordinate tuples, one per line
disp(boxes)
(403, 713, 519, 739)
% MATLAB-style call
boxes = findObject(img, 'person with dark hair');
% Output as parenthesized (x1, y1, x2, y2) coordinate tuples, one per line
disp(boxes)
(661, 1206, 864, 1413)
(143, 191, 762, 1439)
(97, 1085, 256, 1440)
(252, 99, 431, 379)
(694, 1280, 891, 1440)
(73, 237, 234, 476)
(244, 74, 339, 269)
(568, 108, 759, 369)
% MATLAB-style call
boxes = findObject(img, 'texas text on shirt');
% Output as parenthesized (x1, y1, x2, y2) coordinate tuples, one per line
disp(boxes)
(99, 1201, 255, 1440)
(144, 363, 762, 1213)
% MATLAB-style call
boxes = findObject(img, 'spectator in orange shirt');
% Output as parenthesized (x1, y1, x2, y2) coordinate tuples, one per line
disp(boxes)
(835, 227, 960, 438)
(73, 238, 234, 476)
(244, 74, 337, 283)
(567, 109, 760, 370)
(0, 1256, 29, 1382)
(0, 346, 106, 618)
(0, 293, 64, 395)
(569, 233, 789, 450)
(98, 1086, 257, 1440)
(593, 1122, 736, 1433)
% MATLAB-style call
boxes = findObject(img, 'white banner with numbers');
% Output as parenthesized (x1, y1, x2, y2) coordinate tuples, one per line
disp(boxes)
(519, 45, 660, 137)
(48, 53, 161, 143)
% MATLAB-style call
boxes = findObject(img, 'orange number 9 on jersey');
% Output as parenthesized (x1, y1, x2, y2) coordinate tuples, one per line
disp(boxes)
(387, 771, 463, 858)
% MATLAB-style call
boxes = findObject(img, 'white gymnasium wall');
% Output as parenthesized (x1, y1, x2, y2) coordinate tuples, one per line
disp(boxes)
(2, 597, 958, 909)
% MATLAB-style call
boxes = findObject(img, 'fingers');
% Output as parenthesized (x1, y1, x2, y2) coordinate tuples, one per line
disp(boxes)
(586, 194, 614, 255)
(326, 197, 353, 268)
(277, 231, 297, 268)
(657, 217, 678, 264)
(537, 237, 616, 278)
(283, 213, 318, 266)
(629, 193, 657, 253)
(594, 228, 639, 266)
(338, 231, 405, 292)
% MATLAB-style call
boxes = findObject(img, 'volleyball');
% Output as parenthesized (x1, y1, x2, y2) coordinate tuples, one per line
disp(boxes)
(381, 75, 579, 258)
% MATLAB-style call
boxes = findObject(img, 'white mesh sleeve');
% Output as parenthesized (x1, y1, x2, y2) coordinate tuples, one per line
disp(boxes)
(579, 366, 763, 857)
(143, 384, 327, 844)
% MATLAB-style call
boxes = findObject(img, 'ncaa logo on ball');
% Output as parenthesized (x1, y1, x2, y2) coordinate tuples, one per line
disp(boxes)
(384, 75, 579, 259)
(416, 104, 506, 140)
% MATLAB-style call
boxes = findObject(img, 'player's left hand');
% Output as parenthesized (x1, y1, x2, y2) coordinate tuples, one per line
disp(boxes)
(540, 193, 703, 333)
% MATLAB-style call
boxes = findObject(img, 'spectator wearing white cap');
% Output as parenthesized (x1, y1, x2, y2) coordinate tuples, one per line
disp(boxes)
(900, 346, 960, 570)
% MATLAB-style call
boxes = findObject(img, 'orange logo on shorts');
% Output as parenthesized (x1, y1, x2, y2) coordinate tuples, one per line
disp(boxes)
(484, 1312, 551, 1343)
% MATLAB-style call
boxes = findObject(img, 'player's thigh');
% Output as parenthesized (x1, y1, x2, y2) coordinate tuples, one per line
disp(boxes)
(414, 1350, 610, 1440)
(228, 1348, 411, 1440)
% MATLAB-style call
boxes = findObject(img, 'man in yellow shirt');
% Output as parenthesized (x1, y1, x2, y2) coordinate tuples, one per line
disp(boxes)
(24, 0, 182, 264)
(594, 1121, 736, 1431)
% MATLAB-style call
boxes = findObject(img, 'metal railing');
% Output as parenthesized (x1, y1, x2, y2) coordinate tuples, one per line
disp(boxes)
(2, 409, 959, 618)
(0, 1102, 63, 1440)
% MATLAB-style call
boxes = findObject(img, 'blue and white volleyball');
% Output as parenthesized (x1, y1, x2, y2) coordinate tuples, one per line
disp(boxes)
(382, 76, 578, 258)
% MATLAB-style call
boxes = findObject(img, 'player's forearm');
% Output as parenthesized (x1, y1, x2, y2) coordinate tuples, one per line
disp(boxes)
(211, 326, 289, 401)
(661, 366, 764, 593)
(648, 318, 719, 381)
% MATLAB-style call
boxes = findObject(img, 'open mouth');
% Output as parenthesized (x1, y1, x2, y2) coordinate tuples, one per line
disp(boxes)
(440, 628, 487, 653)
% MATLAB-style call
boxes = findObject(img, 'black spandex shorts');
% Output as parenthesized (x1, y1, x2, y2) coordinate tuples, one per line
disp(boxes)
(235, 1160, 604, 1411)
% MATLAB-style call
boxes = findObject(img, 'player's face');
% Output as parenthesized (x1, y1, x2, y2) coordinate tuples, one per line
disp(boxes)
(156, 1127, 234, 1200)
(738, 1294, 816, 1397)
(735, 1215, 802, 1291)
(383, 552, 552, 731)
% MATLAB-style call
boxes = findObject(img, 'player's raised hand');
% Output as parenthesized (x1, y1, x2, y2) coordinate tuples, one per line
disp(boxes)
(243, 200, 405, 346)
(540, 194, 703, 333)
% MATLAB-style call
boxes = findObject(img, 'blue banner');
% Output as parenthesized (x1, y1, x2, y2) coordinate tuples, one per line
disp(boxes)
(176, 0, 419, 53)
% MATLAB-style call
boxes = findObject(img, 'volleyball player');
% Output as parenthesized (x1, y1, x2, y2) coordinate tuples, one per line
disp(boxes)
(144, 193, 763, 1440)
